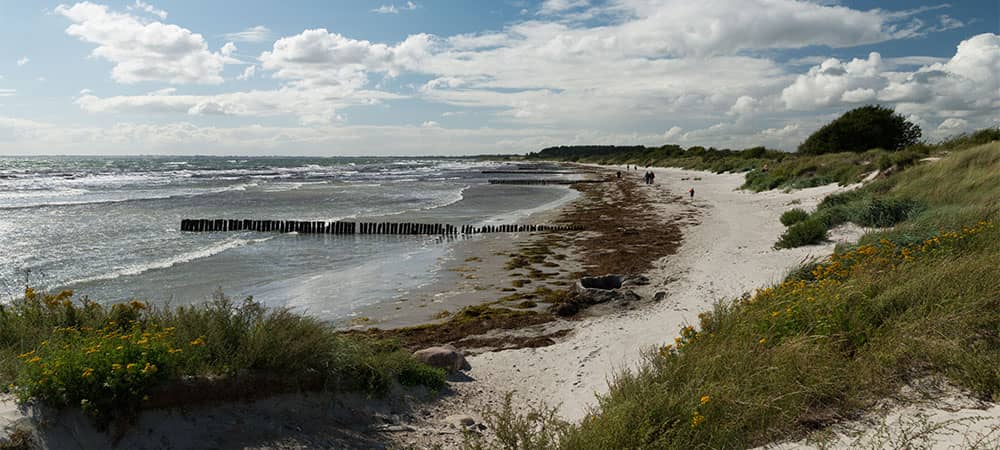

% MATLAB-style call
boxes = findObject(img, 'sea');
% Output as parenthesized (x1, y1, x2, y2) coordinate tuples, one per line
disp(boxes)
(0, 156, 575, 323)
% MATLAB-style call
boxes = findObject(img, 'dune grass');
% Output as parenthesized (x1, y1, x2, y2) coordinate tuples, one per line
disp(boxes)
(0, 291, 445, 426)
(776, 141, 998, 248)
(479, 141, 999, 449)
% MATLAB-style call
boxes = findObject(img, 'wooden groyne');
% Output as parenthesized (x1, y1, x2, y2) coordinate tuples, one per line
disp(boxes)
(180, 219, 583, 235)
(487, 179, 608, 185)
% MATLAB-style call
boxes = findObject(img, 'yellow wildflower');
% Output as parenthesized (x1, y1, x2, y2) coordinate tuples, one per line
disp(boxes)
(189, 336, 206, 346)
(691, 412, 706, 428)
(27, 356, 42, 364)
(82, 368, 94, 378)
(700, 395, 711, 406)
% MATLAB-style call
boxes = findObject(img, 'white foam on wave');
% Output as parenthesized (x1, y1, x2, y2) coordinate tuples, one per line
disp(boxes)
(0, 182, 260, 210)
(359, 184, 471, 219)
(60, 236, 273, 288)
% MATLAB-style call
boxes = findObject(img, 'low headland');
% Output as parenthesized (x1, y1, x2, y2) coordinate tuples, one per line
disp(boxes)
(2, 125, 999, 449)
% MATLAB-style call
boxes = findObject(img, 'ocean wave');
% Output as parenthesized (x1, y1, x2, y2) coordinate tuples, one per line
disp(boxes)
(61, 236, 273, 287)
(0, 182, 260, 210)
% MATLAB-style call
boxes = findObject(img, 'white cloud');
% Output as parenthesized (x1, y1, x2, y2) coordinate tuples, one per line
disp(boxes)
(937, 117, 968, 131)
(259, 29, 432, 89)
(663, 126, 683, 140)
(929, 14, 965, 32)
(224, 26, 274, 43)
(16, 57, 29, 66)
(421, 120, 439, 128)
(539, 0, 589, 15)
(55, 2, 233, 84)
(886, 56, 949, 67)
(220, 42, 237, 58)
(372, 1, 417, 14)
(125, 0, 166, 19)
(74, 85, 403, 125)
(727, 96, 759, 116)
(237, 65, 256, 80)
(782, 52, 884, 109)
(780, 33, 999, 139)
(0, 89, 15, 97)
(31, 1, 993, 153)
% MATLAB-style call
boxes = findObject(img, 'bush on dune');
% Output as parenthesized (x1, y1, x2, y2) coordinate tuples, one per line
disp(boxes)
(775, 219, 827, 248)
(798, 105, 922, 155)
(779, 208, 810, 226)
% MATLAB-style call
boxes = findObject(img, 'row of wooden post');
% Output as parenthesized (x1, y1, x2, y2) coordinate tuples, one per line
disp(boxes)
(180, 219, 583, 235)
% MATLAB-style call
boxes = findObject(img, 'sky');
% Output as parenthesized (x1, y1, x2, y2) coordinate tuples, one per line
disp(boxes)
(0, 0, 997, 156)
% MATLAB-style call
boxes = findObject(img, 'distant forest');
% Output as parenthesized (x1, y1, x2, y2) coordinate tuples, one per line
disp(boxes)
(527, 144, 783, 162)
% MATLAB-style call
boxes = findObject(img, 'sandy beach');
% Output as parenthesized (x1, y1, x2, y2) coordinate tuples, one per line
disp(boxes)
(462, 168, 857, 410)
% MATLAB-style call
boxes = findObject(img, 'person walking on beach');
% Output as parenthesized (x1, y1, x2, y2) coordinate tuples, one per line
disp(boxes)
(649, 171, 655, 184)
(616, 171, 622, 179)
(688, 187, 695, 199)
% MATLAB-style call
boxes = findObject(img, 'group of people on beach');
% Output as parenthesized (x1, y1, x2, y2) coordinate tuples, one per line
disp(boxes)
(643, 171, 656, 185)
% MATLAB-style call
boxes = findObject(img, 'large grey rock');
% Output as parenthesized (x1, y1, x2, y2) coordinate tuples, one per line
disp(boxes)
(577, 275, 624, 290)
(413, 345, 471, 372)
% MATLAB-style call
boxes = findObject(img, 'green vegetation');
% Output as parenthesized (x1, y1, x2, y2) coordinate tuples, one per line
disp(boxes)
(0, 291, 445, 427)
(779, 208, 810, 226)
(798, 105, 921, 154)
(774, 218, 828, 248)
(486, 141, 1000, 449)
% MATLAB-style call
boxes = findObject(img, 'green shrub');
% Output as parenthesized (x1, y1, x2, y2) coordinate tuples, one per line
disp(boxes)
(13, 315, 182, 424)
(850, 198, 920, 228)
(799, 105, 922, 154)
(779, 208, 810, 226)
(775, 219, 828, 248)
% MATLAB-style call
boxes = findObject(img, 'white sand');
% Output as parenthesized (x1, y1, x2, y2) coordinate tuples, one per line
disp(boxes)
(765, 381, 1000, 449)
(462, 166, 863, 422)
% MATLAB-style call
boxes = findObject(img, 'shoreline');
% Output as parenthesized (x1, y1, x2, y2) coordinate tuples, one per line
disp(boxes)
(350, 184, 582, 330)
